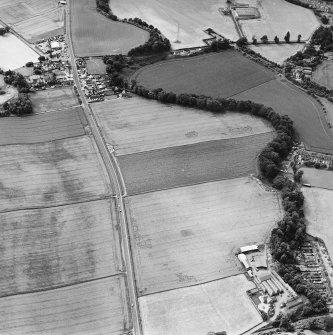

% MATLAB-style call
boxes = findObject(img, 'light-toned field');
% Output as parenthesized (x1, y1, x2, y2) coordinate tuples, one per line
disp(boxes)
(126, 177, 281, 294)
(301, 168, 333, 190)
(93, 97, 272, 155)
(249, 44, 304, 65)
(111, 0, 239, 48)
(29, 87, 78, 113)
(71, 0, 149, 56)
(239, 0, 319, 41)
(0, 136, 110, 211)
(303, 187, 333, 260)
(86, 58, 107, 75)
(0, 107, 85, 145)
(0, 276, 129, 335)
(139, 274, 261, 335)
(312, 61, 333, 90)
(0, 33, 39, 70)
(0, 199, 120, 296)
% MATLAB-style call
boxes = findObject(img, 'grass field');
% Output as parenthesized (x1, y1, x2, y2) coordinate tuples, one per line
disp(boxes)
(71, 0, 149, 56)
(234, 78, 333, 154)
(119, 132, 275, 195)
(126, 177, 281, 294)
(0, 276, 129, 334)
(249, 44, 304, 65)
(0, 33, 39, 70)
(86, 58, 107, 75)
(312, 61, 333, 90)
(111, 0, 239, 48)
(0, 108, 85, 145)
(139, 274, 261, 335)
(29, 87, 79, 113)
(300, 168, 333, 190)
(239, 0, 319, 41)
(303, 187, 333, 260)
(92, 96, 273, 155)
(0, 199, 120, 296)
(0, 136, 111, 211)
(134, 51, 275, 98)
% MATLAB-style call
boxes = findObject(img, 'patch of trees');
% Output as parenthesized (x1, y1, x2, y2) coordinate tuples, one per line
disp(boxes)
(0, 26, 10, 36)
(96, 0, 118, 20)
(311, 25, 333, 52)
(4, 70, 30, 93)
(208, 39, 231, 52)
(2, 93, 33, 116)
(283, 0, 310, 9)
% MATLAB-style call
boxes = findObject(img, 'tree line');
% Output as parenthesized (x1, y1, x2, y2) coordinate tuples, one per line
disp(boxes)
(4, 70, 30, 93)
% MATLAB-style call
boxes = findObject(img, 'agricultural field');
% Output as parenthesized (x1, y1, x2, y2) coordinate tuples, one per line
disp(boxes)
(303, 187, 333, 260)
(0, 276, 129, 335)
(125, 177, 282, 294)
(0, 33, 39, 70)
(139, 274, 261, 335)
(86, 58, 107, 75)
(300, 168, 333, 190)
(111, 0, 239, 48)
(249, 44, 304, 65)
(312, 60, 333, 90)
(29, 87, 79, 113)
(92, 96, 273, 155)
(0, 136, 111, 212)
(0, 108, 85, 145)
(119, 132, 275, 195)
(239, 0, 319, 42)
(71, 0, 149, 57)
(0, 199, 120, 296)
(133, 50, 275, 98)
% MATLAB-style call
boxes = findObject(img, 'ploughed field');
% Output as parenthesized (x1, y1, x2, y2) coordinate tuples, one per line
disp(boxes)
(70, 0, 149, 56)
(134, 51, 333, 154)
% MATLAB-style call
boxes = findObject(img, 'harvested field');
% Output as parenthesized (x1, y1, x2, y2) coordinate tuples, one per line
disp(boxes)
(0, 199, 120, 296)
(0, 108, 85, 145)
(300, 168, 333, 190)
(0, 33, 39, 70)
(234, 78, 333, 154)
(119, 132, 275, 195)
(86, 58, 107, 75)
(29, 87, 79, 113)
(133, 50, 275, 98)
(249, 44, 304, 65)
(312, 61, 333, 90)
(111, 0, 239, 48)
(139, 275, 261, 335)
(92, 96, 273, 155)
(126, 177, 282, 294)
(239, 0, 319, 41)
(71, 0, 149, 56)
(0, 276, 129, 335)
(0, 136, 110, 211)
(303, 187, 333, 259)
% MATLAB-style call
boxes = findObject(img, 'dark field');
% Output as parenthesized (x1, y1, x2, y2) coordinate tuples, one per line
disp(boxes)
(118, 132, 275, 195)
(133, 51, 275, 98)
(71, 0, 149, 56)
(0, 108, 85, 145)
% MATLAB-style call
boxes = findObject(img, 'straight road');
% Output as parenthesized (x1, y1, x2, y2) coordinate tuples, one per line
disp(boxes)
(65, 4, 141, 335)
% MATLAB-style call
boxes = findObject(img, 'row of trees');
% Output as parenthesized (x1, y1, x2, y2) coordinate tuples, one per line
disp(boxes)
(96, 0, 118, 20)
(238, 32, 301, 46)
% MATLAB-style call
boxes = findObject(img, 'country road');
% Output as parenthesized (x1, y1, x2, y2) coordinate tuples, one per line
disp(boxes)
(65, 4, 141, 335)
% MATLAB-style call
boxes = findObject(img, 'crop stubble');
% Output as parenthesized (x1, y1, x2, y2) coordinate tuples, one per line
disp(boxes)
(126, 177, 282, 294)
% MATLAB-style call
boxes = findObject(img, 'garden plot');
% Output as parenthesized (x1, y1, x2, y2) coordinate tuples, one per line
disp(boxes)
(239, 0, 319, 41)
(0, 199, 120, 296)
(92, 96, 272, 155)
(29, 87, 79, 113)
(303, 187, 333, 260)
(0, 108, 84, 145)
(119, 132, 275, 195)
(71, 0, 149, 56)
(111, 0, 239, 48)
(126, 177, 281, 294)
(0, 33, 39, 70)
(0, 276, 129, 335)
(312, 61, 333, 90)
(139, 274, 261, 335)
(0, 136, 111, 212)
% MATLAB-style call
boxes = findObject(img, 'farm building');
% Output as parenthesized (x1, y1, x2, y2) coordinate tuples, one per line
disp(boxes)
(257, 272, 271, 283)
(253, 255, 267, 269)
(262, 281, 276, 296)
(50, 41, 61, 50)
(240, 245, 258, 253)
(234, 7, 260, 19)
(238, 253, 251, 270)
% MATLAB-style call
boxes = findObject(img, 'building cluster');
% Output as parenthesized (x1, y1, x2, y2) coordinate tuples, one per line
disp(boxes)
(291, 66, 313, 82)
(35, 35, 68, 60)
(300, 0, 333, 13)
(295, 148, 333, 170)
(75, 58, 112, 102)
